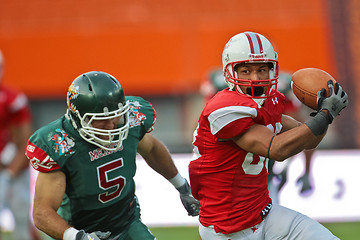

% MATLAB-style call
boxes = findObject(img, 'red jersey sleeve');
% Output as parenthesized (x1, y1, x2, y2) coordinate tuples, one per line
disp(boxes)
(26, 140, 61, 173)
(9, 92, 32, 125)
(209, 106, 256, 139)
(205, 90, 258, 139)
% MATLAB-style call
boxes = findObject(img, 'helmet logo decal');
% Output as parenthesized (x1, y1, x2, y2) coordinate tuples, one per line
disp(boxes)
(249, 53, 267, 59)
(50, 128, 75, 156)
(67, 83, 80, 113)
(128, 100, 146, 128)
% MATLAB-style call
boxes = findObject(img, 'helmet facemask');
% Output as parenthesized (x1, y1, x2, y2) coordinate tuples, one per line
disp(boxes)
(224, 60, 279, 99)
(77, 102, 130, 151)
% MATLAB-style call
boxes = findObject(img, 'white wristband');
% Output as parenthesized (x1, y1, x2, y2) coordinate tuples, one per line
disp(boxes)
(168, 172, 186, 188)
(63, 227, 79, 240)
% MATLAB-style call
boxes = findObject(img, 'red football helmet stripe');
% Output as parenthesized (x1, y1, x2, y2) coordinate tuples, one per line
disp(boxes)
(245, 32, 255, 53)
(245, 32, 264, 54)
(255, 33, 264, 53)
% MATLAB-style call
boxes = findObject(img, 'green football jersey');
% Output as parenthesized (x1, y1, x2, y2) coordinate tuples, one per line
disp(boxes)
(26, 96, 155, 236)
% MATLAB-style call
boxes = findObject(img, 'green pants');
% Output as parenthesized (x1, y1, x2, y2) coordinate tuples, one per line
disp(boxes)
(57, 195, 156, 240)
(115, 217, 156, 240)
(111, 198, 155, 240)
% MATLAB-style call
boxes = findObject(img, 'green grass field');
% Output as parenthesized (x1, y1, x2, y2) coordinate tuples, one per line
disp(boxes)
(1, 222, 359, 239)
(150, 226, 201, 240)
(321, 222, 360, 240)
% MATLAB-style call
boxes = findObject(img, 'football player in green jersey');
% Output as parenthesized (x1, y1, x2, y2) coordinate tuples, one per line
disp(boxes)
(26, 71, 200, 240)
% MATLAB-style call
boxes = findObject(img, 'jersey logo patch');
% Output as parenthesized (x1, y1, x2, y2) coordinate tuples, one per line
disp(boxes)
(128, 100, 147, 128)
(260, 202, 272, 219)
(31, 155, 59, 170)
(26, 141, 61, 172)
(271, 97, 279, 105)
(50, 128, 75, 156)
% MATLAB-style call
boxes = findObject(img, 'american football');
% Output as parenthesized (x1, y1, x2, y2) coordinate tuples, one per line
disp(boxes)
(290, 68, 337, 110)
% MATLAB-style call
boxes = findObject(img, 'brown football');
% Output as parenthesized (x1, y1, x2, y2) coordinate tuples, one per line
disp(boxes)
(290, 68, 337, 110)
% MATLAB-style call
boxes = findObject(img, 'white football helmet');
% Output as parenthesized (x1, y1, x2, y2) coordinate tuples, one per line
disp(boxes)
(222, 31, 279, 99)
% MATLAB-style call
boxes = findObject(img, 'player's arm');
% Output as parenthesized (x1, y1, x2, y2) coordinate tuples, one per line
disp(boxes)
(280, 114, 302, 132)
(7, 122, 32, 176)
(137, 133, 178, 179)
(33, 171, 111, 240)
(137, 134, 200, 216)
(233, 121, 325, 162)
(234, 81, 348, 161)
(33, 170, 70, 240)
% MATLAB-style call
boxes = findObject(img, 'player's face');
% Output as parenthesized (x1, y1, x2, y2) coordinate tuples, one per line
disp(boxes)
(91, 116, 121, 139)
(235, 62, 271, 96)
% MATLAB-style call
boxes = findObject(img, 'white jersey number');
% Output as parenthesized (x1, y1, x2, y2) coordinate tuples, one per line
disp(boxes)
(242, 123, 281, 175)
(242, 153, 268, 175)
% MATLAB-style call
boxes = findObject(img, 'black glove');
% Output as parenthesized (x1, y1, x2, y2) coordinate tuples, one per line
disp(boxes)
(176, 179, 200, 216)
(75, 230, 111, 240)
(316, 80, 348, 123)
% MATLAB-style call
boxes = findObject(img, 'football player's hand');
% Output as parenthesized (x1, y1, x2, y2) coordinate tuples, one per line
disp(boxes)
(176, 179, 200, 216)
(75, 230, 111, 240)
(317, 80, 348, 123)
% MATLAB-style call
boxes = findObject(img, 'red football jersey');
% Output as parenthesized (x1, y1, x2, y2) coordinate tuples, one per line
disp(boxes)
(189, 89, 285, 234)
(0, 86, 31, 151)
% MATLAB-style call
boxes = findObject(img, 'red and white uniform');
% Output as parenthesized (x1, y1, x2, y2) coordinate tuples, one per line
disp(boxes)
(0, 85, 33, 240)
(0, 86, 31, 152)
(189, 88, 284, 234)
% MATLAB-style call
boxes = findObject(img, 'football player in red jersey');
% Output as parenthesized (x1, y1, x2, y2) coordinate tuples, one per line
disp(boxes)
(200, 69, 315, 204)
(0, 50, 41, 240)
(189, 31, 348, 239)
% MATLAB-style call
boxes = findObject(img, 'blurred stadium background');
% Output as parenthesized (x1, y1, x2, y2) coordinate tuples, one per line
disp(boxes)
(0, 0, 359, 239)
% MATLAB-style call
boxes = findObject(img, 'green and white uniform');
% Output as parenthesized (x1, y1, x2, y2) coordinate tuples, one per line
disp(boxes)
(26, 96, 156, 240)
